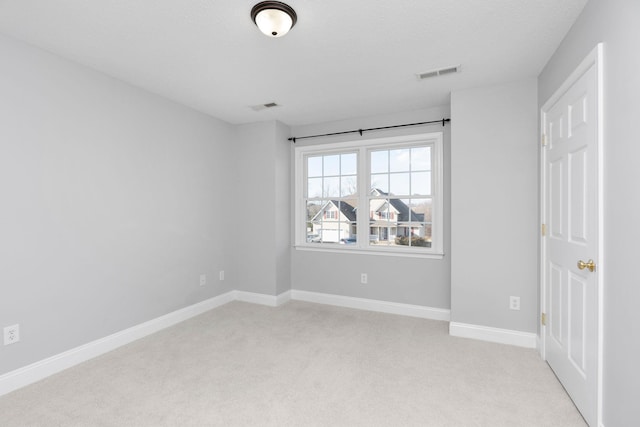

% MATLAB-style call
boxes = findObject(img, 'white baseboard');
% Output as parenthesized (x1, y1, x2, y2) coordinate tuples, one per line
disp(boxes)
(290, 290, 450, 321)
(0, 288, 454, 398)
(449, 322, 537, 348)
(276, 290, 292, 306)
(234, 290, 291, 307)
(0, 291, 236, 397)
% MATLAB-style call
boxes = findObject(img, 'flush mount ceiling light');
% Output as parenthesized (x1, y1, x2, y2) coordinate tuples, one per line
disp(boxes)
(251, 1, 297, 38)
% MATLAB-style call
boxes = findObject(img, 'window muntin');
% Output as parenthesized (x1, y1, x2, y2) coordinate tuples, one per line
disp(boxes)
(296, 133, 443, 257)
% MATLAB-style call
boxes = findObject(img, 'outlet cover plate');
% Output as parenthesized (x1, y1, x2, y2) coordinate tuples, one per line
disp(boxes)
(4, 324, 20, 345)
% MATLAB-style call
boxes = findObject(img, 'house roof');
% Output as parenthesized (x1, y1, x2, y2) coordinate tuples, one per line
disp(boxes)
(389, 199, 425, 222)
(335, 201, 357, 222)
(372, 189, 425, 222)
(311, 200, 357, 222)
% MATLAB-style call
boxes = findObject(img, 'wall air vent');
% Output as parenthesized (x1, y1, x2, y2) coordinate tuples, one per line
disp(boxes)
(417, 65, 461, 80)
(250, 102, 280, 111)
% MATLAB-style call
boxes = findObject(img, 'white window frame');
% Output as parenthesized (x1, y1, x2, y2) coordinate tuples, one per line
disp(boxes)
(294, 132, 444, 259)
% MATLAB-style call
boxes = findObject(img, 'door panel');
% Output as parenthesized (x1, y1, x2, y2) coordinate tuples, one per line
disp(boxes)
(568, 272, 586, 374)
(569, 149, 588, 243)
(549, 263, 563, 345)
(549, 160, 564, 238)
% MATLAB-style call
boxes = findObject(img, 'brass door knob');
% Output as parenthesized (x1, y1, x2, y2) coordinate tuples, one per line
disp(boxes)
(577, 259, 596, 272)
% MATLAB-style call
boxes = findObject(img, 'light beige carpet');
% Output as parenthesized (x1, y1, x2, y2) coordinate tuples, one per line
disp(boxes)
(0, 301, 587, 427)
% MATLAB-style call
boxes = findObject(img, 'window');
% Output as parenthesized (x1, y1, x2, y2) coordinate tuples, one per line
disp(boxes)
(295, 132, 443, 257)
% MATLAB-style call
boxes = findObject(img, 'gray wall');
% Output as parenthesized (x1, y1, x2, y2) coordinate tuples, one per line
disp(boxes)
(275, 121, 292, 296)
(538, 0, 640, 424)
(450, 79, 539, 332)
(0, 35, 235, 375)
(290, 106, 452, 309)
(232, 121, 291, 297)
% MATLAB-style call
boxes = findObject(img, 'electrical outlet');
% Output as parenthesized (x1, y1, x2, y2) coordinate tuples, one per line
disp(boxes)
(219, 270, 224, 281)
(4, 324, 20, 345)
(200, 274, 206, 286)
(509, 296, 521, 311)
(360, 273, 368, 284)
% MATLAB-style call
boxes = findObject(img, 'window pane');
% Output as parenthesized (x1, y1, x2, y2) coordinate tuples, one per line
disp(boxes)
(411, 172, 431, 196)
(390, 149, 410, 172)
(323, 177, 340, 197)
(323, 155, 340, 176)
(307, 156, 323, 178)
(370, 150, 388, 173)
(403, 199, 423, 222)
(420, 224, 432, 246)
(341, 175, 357, 197)
(307, 177, 322, 198)
(411, 199, 432, 223)
(394, 223, 430, 247)
(338, 199, 357, 244)
(306, 201, 323, 243)
(411, 147, 431, 171)
(309, 200, 357, 244)
(371, 173, 388, 193)
(389, 172, 410, 195)
(389, 199, 431, 248)
(369, 198, 393, 246)
(341, 153, 357, 175)
(306, 200, 323, 221)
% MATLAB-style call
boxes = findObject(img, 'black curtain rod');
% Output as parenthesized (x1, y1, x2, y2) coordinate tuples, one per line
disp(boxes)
(288, 118, 450, 143)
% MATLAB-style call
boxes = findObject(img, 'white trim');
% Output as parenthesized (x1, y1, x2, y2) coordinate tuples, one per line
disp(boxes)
(290, 289, 450, 321)
(449, 322, 537, 349)
(595, 43, 605, 427)
(234, 290, 291, 307)
(0, 288, 448, 397)
(276, 290, 292, 306)
(294, 245, 445, 259)
(0, 291, 236, 397)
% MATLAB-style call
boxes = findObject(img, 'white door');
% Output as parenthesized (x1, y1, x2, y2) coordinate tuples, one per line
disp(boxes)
(541, 45, 602, 427)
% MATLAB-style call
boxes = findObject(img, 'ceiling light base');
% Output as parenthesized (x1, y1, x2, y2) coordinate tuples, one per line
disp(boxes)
(251, 1, 297, 38)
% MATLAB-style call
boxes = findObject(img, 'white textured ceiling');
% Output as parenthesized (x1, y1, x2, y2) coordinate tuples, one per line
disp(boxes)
(0, 0, 587, 126)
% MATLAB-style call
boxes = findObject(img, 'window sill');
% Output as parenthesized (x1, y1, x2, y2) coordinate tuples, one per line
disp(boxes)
(294, 245, 445, 260)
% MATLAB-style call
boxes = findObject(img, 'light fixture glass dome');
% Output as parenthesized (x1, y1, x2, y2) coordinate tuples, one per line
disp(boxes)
(251, 2, 297, 38)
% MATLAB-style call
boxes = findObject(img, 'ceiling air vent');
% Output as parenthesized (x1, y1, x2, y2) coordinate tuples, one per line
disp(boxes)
(250, 102, 280, 111)
(417, 65, 461, 80)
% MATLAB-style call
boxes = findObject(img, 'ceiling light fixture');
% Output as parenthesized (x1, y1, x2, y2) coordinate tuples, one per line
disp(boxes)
(251, 1, 297, 38)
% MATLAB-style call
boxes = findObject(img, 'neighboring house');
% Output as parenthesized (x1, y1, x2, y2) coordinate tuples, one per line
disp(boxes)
(369, 189, 427, 242)
(310, 200, 357, 243)
(310, 189, 429, 244)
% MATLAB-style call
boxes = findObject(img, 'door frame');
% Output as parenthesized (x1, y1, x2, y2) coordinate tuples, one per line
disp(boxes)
(539, 43, 604, 427)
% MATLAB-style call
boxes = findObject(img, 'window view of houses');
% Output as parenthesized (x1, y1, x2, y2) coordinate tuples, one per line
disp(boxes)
(306, 189, 432, 247)
(305, 146, 433, 248)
